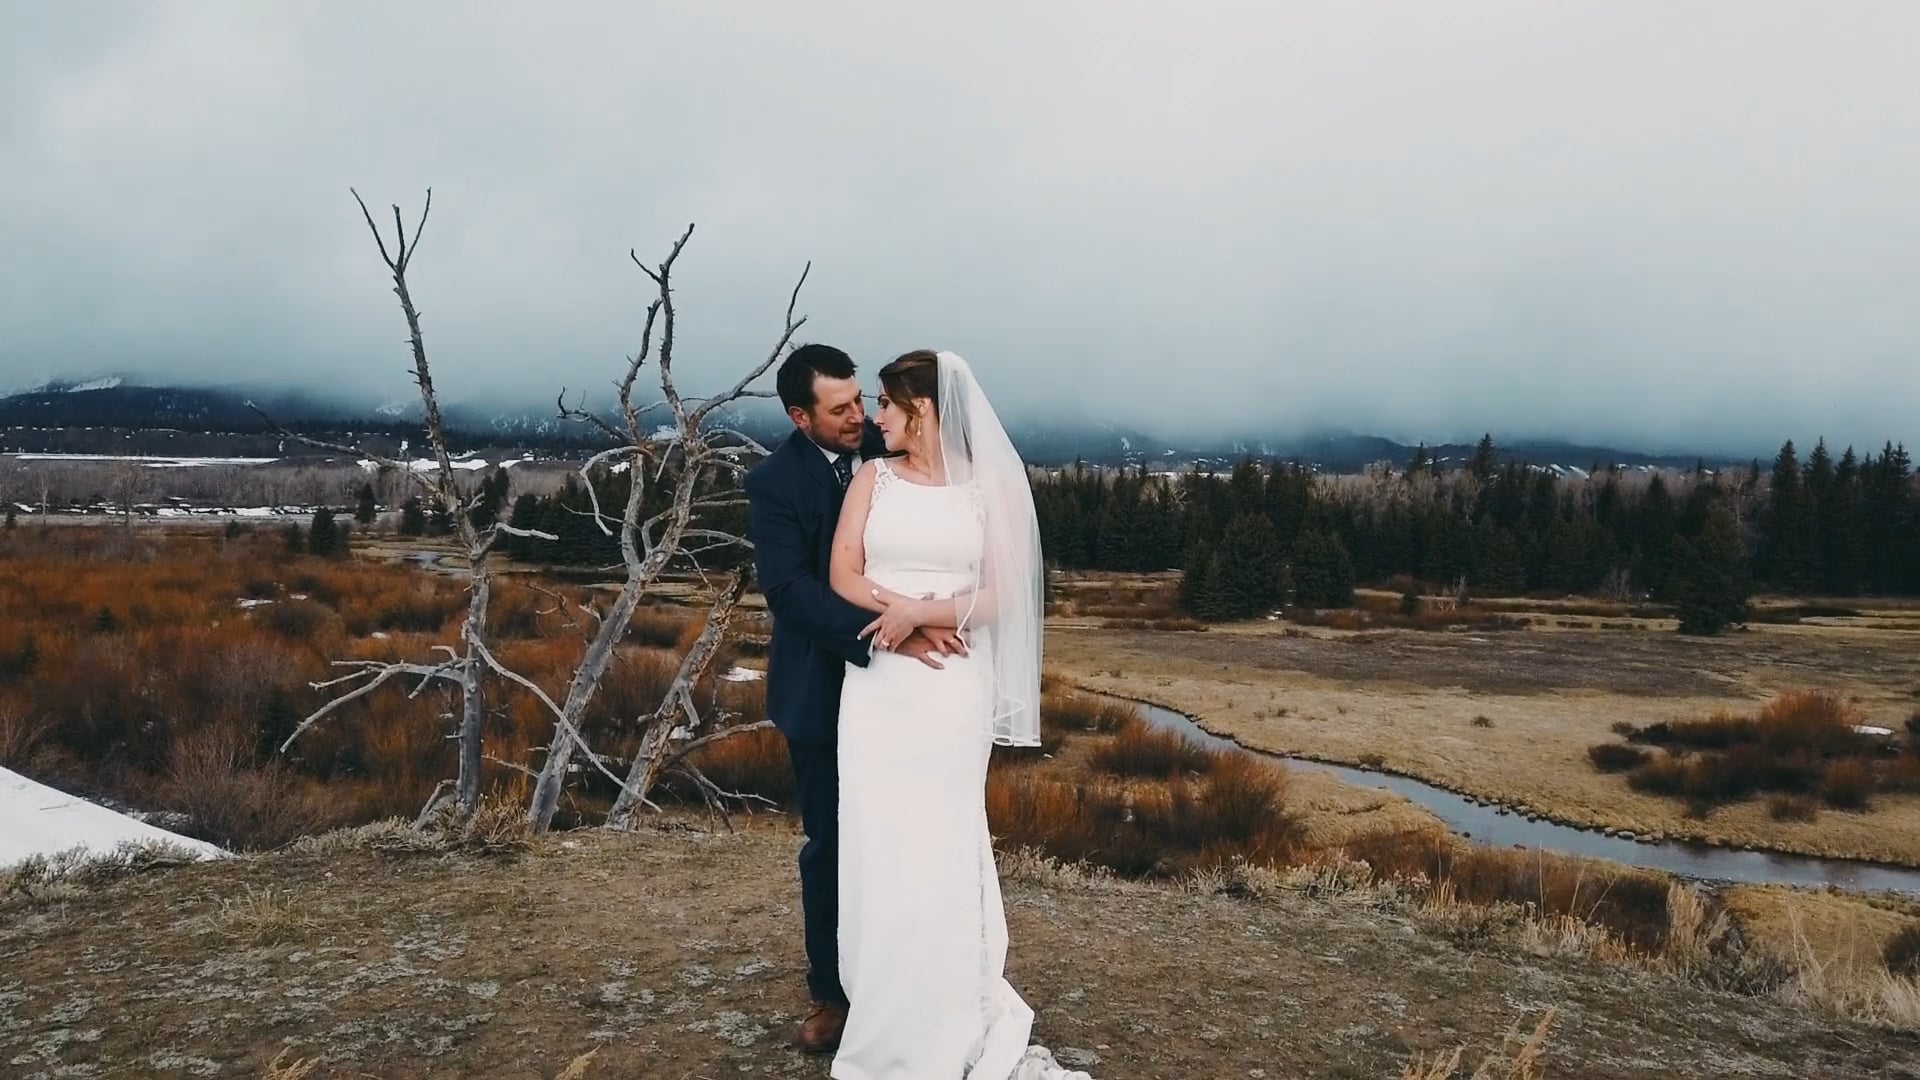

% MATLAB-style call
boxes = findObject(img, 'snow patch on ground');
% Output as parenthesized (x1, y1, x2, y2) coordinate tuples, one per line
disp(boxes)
(0, 766, 226, 869)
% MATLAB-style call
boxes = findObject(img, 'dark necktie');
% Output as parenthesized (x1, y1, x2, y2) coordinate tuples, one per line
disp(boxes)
(831, 454, 853, 489)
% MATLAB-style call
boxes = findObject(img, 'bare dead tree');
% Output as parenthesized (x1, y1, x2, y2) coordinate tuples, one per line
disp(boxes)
(107, 458, 144, 552)
(518, 224, 804, 832)
(260, 194, 804, 832)
(253, 189, 555, 820)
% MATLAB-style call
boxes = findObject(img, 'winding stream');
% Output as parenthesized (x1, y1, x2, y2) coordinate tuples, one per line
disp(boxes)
(1131, 699, 1920, 895)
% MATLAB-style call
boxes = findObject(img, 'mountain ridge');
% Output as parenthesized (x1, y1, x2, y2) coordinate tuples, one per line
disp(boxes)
(0, 379, 1760, 471)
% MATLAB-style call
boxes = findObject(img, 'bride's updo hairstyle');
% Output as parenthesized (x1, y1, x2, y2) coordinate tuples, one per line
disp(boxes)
(877, 350, 940, 418)
(880, 349, 973, 460)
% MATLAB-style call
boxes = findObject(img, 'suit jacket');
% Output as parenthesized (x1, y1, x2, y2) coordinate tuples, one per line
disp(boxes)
(745, 424, 890, 745)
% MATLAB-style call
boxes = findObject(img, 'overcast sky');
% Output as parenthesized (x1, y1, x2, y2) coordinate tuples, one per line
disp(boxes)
(3, 2, 1916, 454)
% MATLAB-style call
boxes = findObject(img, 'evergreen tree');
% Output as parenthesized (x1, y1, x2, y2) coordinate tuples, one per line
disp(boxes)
(283, 522, 306, 554)
(1823, 447, 1865, 595)
(1473, 522, 1527, 595)
(1673, 504, 1750, 635)
(354, 483, 378, 525)
(1760, 440, 1818, 590)
(399, 496, 427, 537)
(469, 467, 511, 532)
(1469, 434, 1498, 482)
(1180, 539, 1215, 615)
(1406, 443, 1431, 477)
(308, 507, 342, 558)
(1227, 458, 1265, 520)
(3, 504, 15, 531)
(1634, 473, 1677, 597)
(505, 492, 542, 560)
(1293, 528, 1356, 608)
(1207, 513, 1285, 619)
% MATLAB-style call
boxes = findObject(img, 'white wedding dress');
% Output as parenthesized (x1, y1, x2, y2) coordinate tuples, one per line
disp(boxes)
(832, 459, 1090, 1080)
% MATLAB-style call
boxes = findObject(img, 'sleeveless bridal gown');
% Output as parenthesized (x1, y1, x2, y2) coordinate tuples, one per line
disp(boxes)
(832, 460, 1090, 1080)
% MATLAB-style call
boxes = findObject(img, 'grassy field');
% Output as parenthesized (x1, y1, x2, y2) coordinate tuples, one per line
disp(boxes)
(1045, 576, 1920, 868)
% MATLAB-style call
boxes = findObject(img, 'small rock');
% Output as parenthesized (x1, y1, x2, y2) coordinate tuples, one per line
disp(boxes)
(1056, 1047, 1101, 1068)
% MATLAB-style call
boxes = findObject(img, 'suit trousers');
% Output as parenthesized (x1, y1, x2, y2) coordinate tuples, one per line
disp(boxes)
(786, 737, 846, 1007)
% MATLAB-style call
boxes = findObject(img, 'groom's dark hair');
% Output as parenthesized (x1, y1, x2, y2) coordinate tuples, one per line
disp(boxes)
(777, 344, 857, 412)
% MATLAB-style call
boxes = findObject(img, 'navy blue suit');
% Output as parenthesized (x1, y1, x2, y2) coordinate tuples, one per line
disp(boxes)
(744, 424, 887, 1007)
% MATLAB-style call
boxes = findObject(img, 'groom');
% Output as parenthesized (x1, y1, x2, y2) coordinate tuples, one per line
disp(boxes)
(744, 344, 964, 1053)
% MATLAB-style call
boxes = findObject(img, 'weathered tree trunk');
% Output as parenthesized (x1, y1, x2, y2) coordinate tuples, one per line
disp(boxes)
(606, 571, 750, 828)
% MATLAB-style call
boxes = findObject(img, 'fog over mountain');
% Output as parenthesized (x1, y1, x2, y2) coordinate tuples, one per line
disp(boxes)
(3, 3, 1917, 457)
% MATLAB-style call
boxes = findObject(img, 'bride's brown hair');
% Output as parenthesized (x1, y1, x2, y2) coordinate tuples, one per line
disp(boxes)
(878, 350, 940, 418)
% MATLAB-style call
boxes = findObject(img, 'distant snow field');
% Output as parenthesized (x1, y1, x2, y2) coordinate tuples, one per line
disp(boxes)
(1, 765, 226, 869)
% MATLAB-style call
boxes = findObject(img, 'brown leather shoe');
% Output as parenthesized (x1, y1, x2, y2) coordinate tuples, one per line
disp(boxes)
(795, 1002, 848, 1053)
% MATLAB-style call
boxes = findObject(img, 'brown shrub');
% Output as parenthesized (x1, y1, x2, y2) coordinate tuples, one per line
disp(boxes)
(257, 599, 339, 641)
(1628, 713, 1757, 751)
(1586, 744, 1649, 773)
(986, 757, 1300, 880)
(486, 587, 545, 639)
(1610, 692, 1885, 815)
(0, 707, 60, 776)
(628, 607, 689, 648)
(687, 724, 795, 806)
(1767, 794, 1820, 822)
(1820, 758, 1876, 811)
(1043, 689, 1137, 735)
(1089, 718, 1219, 778)
(1887, 924, 1920, 980)
(1886, 753, 1920, 794)
(1757, 691, 1862, 756)
(1337, 830, 1672, 951)
(148, 728, 346, 850)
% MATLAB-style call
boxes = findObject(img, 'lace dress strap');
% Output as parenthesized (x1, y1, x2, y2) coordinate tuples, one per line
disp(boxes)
(870, 456, 897, 494)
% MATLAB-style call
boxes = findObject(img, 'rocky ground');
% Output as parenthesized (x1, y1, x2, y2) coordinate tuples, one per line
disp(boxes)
(6, 820, 1918, 1079)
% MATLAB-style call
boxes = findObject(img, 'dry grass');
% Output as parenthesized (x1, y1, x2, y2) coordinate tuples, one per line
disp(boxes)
(205, 884, 318, 946)
(1886, 924, 1920, 979)
(1779, 908, 1920, 1029)
(1401, 1009, 1557, 1080)
(262, 1049, 319, 1079)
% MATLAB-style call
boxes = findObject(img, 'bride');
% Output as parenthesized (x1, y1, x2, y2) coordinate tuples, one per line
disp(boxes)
(827, 350, 1090, 1080)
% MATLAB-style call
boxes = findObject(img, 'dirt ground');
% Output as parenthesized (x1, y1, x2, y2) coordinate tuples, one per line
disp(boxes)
(1047, 617, 1920, 867)
(7, 823, 1918, 1080)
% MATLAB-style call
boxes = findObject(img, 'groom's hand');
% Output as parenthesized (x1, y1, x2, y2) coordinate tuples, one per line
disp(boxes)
(920, 627, 969, 658)
(893, 630, 954, 670)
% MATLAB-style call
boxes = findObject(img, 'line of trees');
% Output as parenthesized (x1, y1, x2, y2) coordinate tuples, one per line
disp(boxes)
(1033, 435, 1918, 631)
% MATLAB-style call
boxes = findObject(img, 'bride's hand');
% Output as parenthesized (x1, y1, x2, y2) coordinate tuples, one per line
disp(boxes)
(861, 593, 926, 652)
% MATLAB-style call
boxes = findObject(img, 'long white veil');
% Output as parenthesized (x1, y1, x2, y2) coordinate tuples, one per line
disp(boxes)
(935, 351, 1043, 747)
